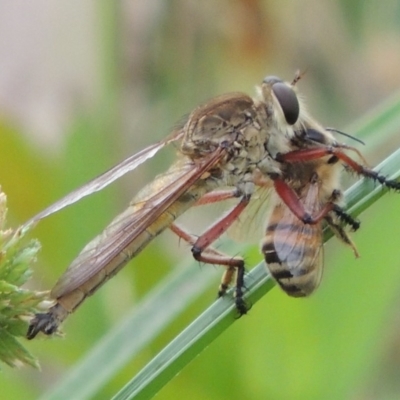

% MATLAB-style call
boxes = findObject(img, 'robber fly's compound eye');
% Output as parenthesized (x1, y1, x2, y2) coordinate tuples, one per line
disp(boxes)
(263, 76, 300, 125)
(272, 82, 299, 125)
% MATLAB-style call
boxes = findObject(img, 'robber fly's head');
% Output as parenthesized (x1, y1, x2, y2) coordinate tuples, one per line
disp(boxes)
(260, 75, 342, 149)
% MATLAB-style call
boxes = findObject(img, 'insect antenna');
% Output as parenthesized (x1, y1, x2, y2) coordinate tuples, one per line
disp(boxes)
(326, 128, 365, 146)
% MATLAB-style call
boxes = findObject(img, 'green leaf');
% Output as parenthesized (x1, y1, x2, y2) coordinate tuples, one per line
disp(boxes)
(0, 189, 47, 369)
(112, 141, 400, 400)
(0, 328, 39, 369)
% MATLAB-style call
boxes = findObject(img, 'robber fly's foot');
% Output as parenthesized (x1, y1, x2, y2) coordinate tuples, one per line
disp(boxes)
(217, 283, 249, 315)
(234, 281, 250, 316)
(383, 178, 400, 191)
(365, 169, 400, 191)
(235, 297, 250, 316)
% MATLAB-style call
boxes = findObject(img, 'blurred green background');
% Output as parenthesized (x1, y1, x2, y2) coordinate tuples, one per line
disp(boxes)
(1, 1, 400, 399)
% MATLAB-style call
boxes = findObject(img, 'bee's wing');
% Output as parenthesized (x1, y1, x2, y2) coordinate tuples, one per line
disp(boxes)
(227, 186, 272, 243)
(272, 198, 323, 273)
(23, 130, 184, 228)
(264, 181, 324, 295)
(51, 148, 225, 297)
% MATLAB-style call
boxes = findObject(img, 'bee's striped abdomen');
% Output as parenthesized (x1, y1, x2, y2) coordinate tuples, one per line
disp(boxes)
(261, 202, 323, 297)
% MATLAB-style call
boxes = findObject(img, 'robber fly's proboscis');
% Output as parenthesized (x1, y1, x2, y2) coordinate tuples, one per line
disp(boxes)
(26, 74, 400, 339)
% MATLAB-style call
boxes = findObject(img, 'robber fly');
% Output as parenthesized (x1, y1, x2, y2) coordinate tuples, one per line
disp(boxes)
(26, 74, 400, 339)
(26, 76, 289, 338)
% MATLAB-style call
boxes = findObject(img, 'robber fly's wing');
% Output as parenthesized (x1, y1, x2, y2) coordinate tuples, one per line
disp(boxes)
(51, 148, 225, 298)
(228, 186, 272, 243)
(23, 130, 184, 229)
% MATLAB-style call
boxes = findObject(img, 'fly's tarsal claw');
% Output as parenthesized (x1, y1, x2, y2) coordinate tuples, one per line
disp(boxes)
(387, 179, 400, 191)
(378, 175, 400, 191)
(235, 298, 250, 317)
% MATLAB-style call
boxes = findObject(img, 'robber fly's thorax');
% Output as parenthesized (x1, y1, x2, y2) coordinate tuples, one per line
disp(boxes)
(179, 91, 278, 189)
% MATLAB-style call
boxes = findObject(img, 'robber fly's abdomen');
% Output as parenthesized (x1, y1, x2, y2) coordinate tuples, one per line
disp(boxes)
(57, 190, 205, 311)
(30, 160, 217, 341)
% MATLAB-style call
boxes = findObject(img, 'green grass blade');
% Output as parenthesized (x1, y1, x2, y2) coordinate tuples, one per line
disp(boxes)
(348, 89, 400, 144)
(112, 93, 400, 398)
(112, 144, 400, 400)
(113, 261, 274, 400)
(39, 260, 221, 400)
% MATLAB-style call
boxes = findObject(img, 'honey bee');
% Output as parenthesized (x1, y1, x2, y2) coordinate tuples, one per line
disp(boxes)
(261, 170, 358, 297)
(258, 75, 399, 297)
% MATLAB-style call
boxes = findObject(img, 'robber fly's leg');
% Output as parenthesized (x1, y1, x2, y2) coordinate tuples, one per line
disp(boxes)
(171, 224, 242, 297)
(171, 187, 243, 298)
(278, 147, 400, 190)
(170, 188, 252, 314)
(271, 170, 360, 228)
(272, 178, 334, 224)
(170, 184, 252, 314)
(169, 223, 247, 313)
(193, 194, 251, 250)
(192, 195, 251, 314)
(194, 188, 241, 206)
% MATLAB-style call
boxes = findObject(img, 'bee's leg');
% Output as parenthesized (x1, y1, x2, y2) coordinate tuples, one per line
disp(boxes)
(331, 204, 360, 231)
(278, 147, 400, 190)
(324, 214, 360, 257)
(327, 189, 360, 231)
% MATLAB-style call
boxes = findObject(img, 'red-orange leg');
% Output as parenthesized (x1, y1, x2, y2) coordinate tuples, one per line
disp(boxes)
(192, 195, 250, 313)
(278, 147, 400, 190)
(177, 188, 247, 309)
(169, 222, 248, 314)
(192, 195, 251, 252)
(182, 188, 244, 298)
(194, 188, 240, 206)
(273, 179, 334, 224)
